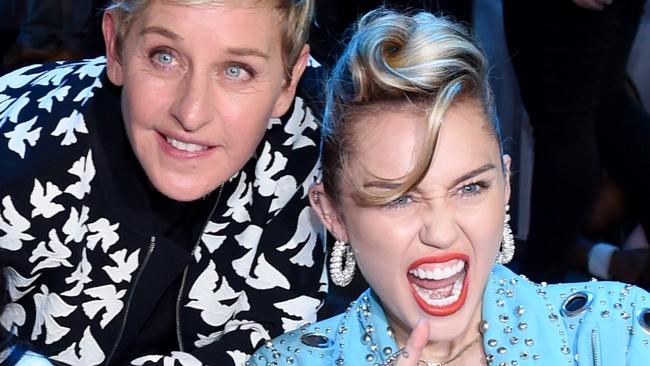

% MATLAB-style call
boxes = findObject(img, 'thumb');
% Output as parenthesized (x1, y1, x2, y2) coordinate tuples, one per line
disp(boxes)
(395, 319, 429, 366)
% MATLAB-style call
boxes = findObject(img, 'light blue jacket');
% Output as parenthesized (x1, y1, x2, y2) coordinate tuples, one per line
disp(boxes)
(248, 265, 650, 365)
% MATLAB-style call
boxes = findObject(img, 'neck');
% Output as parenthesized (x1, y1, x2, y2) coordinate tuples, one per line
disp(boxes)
(387, 313, 484, 363)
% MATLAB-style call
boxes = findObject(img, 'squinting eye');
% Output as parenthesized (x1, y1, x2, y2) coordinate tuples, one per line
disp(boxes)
(386, 195, 412, 209)
(461, 184, 480, 194)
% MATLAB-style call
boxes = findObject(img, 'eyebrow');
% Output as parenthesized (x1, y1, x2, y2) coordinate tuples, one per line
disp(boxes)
(140, 26, 182, 41)
(450, 163, 497, 187)
(362, 163, 497, 191)
(224, 47, 270, 60)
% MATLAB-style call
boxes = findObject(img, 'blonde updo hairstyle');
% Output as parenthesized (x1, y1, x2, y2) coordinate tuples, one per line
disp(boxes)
(106, 0, 314, 79)
(321, 9, 502, 206)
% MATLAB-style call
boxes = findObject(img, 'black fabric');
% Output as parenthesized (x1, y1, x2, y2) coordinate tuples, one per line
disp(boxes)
(503, 0, 650, 282)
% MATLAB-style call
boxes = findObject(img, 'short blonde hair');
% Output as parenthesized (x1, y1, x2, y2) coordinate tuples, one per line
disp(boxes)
(106, 0, 314, 77)
(322, 9, 500, 206)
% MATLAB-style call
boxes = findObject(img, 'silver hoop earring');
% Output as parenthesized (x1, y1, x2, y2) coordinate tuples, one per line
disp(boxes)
(330, 240, 356, 287)
(496, 206, 515, 265)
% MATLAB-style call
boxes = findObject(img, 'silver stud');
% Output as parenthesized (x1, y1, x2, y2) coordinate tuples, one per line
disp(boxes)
(561, 345, 571, 354)
(515, 306, 525, 317)
(497, 347, 507, 354)
(518, 322, 528, 331)
(601, 310, 610, 318)
(488, 339, 498, 347)
(510, 336, 519, 345)
(365, 354, 374, 362)
(504, 326, 513, 334)
(524, 338, 534, 346)
(383, 347, 392, 355)
(520, 351, 528, 360)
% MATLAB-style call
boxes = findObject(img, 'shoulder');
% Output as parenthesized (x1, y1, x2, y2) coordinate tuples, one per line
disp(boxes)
(0, 58, 107, 184)
(248, 313, 345, 366)
(485, 265, 650, 363)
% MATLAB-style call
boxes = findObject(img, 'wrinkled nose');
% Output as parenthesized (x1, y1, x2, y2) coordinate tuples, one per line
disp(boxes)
(418, 203, 459, 249)
(170, 71, 214, 132)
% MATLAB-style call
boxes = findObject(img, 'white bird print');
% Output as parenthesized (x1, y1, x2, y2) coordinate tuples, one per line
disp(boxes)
(0, 196, 35, 251)
(31, 284, 76, 344)
(254, 142, 288, 197)
(224, 172, 252, 223)
(82, 285, 126, 329)
(86, 217, 119, 252)
(51, 109, 88, 146)
(102, 248, 140, 284)
(246, 254, 290, 290)
(4, 116, 42, 158)
(0, 91, 31, 127)
(276, 207, 321, 267)
(73, 78, 102, 106)
(273, 295, 321, 331)
(62, 206, 89, 244)
(37, 85, 70, 112)
(282, 97, 318, 150)
(186, 261, 250, 327)
(64, 150, 95, 199)
(29, 229, 73, 274)
(50, 326, 105, 366)
(62, 247, 93, 297)
(30, 178, 64, 219)
(3, 266, 40, 301)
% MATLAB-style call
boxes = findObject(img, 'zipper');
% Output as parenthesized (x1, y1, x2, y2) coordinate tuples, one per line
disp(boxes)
(591, 328, 601, 366)
(175, 185, 224, 351)
(105, 236, 157, 365)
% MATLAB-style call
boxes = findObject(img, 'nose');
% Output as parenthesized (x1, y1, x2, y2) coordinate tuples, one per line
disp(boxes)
(418, 202, 459, 249)
(170, 69, 214, 132)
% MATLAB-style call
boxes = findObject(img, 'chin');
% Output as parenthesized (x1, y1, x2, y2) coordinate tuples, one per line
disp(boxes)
(152, 179, 215, 202)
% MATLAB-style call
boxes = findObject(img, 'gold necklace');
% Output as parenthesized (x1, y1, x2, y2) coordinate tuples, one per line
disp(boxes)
(384, 333, 481, 366)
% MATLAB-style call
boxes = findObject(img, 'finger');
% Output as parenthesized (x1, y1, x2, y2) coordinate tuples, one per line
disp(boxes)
(395, 319, 429, 366)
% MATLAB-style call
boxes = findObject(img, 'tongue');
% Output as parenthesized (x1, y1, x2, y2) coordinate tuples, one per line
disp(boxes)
(408, 269, 464, 290)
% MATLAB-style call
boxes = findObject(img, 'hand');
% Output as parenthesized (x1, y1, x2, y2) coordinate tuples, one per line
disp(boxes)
(573, 0, 613, 11)
(609, 248, 650, 285)
(394, 319, 430, 366)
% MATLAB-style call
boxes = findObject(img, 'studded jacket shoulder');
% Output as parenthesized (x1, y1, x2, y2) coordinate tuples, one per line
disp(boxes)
(249, 265, 650, 365)
(0, 57, 328, 366)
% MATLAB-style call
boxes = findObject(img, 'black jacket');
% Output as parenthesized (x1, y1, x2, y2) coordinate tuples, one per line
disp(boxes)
(0, 58, 327, 365)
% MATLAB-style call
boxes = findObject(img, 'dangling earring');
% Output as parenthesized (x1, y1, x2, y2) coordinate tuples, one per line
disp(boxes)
(496, 205, 515, 264)
(330, 240, 356, 287)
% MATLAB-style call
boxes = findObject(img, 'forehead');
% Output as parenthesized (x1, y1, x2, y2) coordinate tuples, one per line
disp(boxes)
(348, 101, 500, 183)
(130, 0, 284, 49)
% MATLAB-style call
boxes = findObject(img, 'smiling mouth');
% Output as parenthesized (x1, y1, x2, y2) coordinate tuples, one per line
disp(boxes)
(165, 135, 210, 153)
(407, 256, 469, 316)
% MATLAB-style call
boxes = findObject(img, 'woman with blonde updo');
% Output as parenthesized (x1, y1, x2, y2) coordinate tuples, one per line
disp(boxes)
(249, 9, 650, 366)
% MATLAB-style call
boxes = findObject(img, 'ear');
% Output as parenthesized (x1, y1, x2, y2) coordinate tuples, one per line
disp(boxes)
(271, 44, 310, 117)
(309, 183, 349, 243)
(102, 11, 124, 86)
(503, 154, 512, 205)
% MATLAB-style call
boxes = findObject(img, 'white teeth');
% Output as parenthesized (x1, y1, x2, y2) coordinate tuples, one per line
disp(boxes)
(166, 136, 208, 153)
(408, 259, 465, 281)
(413, 272, 465, 307)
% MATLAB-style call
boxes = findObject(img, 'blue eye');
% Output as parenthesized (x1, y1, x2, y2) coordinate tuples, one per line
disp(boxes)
(458, 180, 491, 198)
(461, 184, 480, 195)
(386, 195, 412, 209)
(155, 52, 174, 65)
(226, 65, 243, 78)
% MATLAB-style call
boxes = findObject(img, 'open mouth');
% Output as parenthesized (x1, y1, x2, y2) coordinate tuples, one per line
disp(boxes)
(407, 255, 469, 316)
